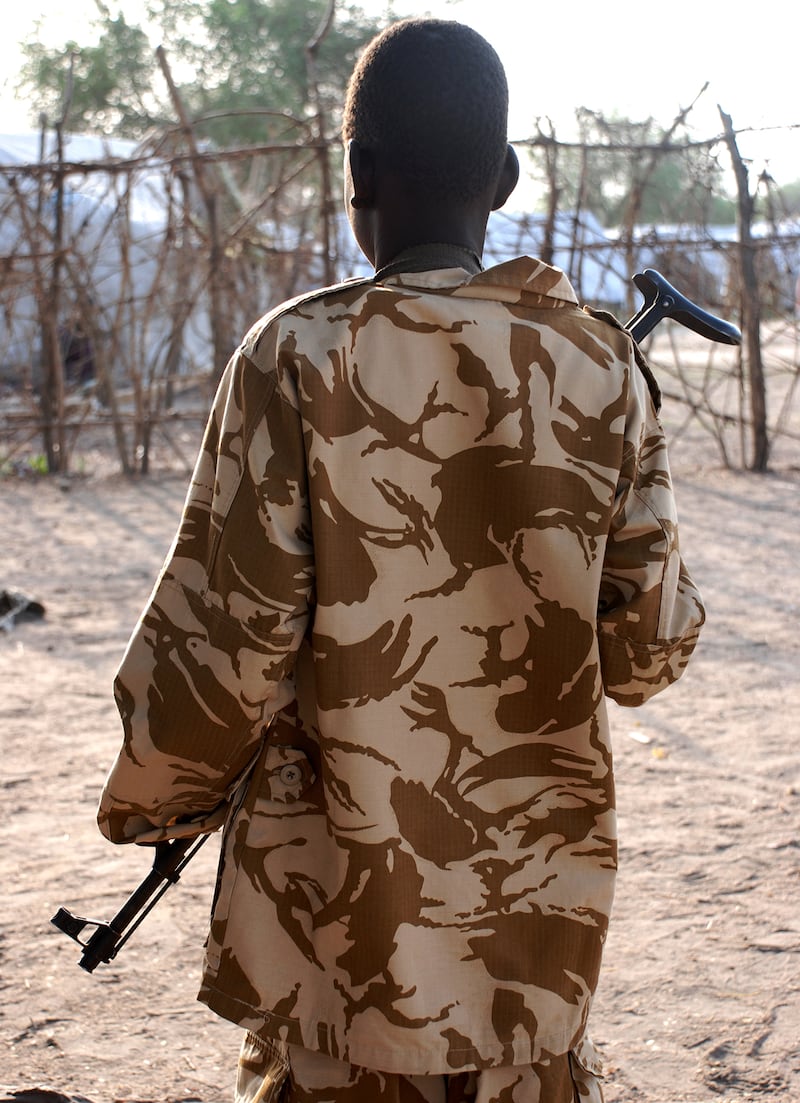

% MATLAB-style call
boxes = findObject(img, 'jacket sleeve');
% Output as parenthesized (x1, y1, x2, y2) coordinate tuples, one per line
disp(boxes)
(597, 345, 705, 706)
(98, 337, 314, 843)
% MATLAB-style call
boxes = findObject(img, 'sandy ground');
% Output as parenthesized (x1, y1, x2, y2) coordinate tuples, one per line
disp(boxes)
(1, 437, 799, 1101)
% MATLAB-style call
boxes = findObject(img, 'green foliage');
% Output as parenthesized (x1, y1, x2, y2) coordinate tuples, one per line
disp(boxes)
(530, 108, 736, 227)
(16, 0, 384, 144)
(151, 0, 378, 143)
(22, 454, 50, 475)
(19, 15, 163, 136)
(768, 179, 800, 219)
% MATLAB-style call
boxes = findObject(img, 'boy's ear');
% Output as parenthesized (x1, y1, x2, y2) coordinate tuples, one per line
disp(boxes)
(491, 145, 520, 211)
(347, 139, 376, 209)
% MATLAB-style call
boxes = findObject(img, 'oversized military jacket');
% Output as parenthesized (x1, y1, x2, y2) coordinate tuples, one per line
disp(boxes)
(98, 256, 704, 1075)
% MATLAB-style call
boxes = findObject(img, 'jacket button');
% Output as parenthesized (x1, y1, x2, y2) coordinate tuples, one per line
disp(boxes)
(279, 763, 303, 786)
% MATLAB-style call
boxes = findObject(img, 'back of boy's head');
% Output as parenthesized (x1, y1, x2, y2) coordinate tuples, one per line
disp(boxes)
(342, 19, 509, 204)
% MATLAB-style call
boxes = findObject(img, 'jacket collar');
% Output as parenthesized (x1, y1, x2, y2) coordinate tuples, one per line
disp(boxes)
(378, 255, 578, 308)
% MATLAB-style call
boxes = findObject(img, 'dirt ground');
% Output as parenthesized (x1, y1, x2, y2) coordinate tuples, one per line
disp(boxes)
(1, 435, 799, 1101)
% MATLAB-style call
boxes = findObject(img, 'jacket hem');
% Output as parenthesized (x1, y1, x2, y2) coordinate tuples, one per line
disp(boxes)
(199, 976, 582, 1076)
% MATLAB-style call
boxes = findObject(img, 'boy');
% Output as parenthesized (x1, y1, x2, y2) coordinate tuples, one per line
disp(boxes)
(98, 19, 704, 1103)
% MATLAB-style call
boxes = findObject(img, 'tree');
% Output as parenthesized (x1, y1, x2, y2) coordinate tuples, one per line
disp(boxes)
(18, 13, 161, 137)
(149, 0, 380, 146)
(16, 0, 388, 295)
(12, 0, 391, 465)
(528, 108, 736, 228)
(16, 0, 383, 144)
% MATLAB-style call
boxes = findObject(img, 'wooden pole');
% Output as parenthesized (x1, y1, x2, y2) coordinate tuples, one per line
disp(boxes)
(157, 46, 230, 390)
(719, 107, 769, 471)
(305, 0, 337, 287)
(38, 58, 78, 473)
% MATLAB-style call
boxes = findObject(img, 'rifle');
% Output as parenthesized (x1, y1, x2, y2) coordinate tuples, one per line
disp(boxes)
(51, 834, 209, 972)
(50, 268, 741, 973)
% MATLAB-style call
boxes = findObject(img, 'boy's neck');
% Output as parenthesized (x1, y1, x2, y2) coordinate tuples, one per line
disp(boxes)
(369, 201, 490, 273)
(374, 241, 483, 280)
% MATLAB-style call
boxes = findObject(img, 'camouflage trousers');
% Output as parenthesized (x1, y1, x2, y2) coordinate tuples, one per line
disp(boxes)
(236, 1032, 605, 1103)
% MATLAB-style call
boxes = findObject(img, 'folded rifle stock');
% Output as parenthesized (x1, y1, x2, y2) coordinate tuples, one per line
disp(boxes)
(626, 268, 741, 344)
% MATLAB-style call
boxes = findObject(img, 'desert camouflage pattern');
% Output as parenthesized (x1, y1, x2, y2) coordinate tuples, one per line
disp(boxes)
(236, 1030, 604, 1102)
(98, 257, 704, 1076)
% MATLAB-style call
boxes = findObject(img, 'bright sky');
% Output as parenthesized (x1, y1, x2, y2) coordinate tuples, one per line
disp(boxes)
(1, 0, 797, 183)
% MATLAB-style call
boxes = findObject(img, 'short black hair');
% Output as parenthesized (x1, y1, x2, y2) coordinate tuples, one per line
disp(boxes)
(342, 19, 509, 203)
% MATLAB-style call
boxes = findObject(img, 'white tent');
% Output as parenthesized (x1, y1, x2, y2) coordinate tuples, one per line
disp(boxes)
(0, 131, 211, 385)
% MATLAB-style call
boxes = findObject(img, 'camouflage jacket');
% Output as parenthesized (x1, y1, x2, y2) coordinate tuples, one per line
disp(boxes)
(98, 256, 704, 1075)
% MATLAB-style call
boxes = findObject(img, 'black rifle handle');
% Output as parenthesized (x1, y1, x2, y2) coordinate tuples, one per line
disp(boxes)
(50, 907, 123, 972)
(51, 834, 208, 972)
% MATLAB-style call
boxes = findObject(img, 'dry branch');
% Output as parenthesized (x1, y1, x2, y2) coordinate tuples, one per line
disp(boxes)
(1, 111, 798, 476)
